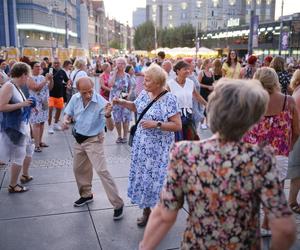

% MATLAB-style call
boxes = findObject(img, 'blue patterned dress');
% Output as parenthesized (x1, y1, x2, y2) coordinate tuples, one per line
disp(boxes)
(128, 90, 180, 208)
(109, 73, 132, 123)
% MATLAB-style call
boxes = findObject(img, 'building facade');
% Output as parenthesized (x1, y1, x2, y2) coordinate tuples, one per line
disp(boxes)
(145, 0, 276, 31)
(133, 7, 146, 28)
(10, 0, 81, 48)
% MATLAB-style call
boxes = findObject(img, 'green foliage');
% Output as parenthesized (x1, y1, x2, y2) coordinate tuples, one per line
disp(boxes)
(134, 22, 195, 50)
(109, 39, 121, 50)
(134, 21, 155, 51)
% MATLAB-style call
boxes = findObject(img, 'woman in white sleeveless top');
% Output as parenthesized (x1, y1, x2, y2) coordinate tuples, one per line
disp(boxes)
(0, 63, 34, 193)
(28, 61, 53, 152)
(167, 60, 207, 141)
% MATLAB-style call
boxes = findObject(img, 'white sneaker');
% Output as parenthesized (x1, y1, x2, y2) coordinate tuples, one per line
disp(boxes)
(53, 123, 62, 131)
(48, 126, 54, 134)
(201, 124, 208, 130)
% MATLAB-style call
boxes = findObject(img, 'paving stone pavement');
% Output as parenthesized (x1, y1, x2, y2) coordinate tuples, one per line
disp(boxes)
(0, 128, 299, 250)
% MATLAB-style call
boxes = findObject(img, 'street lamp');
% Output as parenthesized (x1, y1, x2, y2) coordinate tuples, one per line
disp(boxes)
(195, 16, 200, 59)
(278, 0, 284, 55)
(248, 0, 257, 56)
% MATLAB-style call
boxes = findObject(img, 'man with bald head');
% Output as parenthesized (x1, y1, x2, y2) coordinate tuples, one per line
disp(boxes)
(63, 77, 124, 220)
(162, 60, 176, 83)
(46, 57, 70, 134)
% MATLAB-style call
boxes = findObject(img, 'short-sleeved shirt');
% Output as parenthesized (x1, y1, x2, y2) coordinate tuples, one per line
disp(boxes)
(64, 92, 108, 136)
(46, 68, 69, 98)
(222, 62, 242, 79)
(160, 138, 291, 250)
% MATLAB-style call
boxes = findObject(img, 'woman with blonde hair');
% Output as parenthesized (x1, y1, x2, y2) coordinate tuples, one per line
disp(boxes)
(244, 67, 299, 236)
(287, 69, 300, 213)
(70, 58, 88, 95)
(113, 63, 181, 227)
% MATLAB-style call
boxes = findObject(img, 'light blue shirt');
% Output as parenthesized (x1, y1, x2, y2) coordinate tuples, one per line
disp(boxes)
(64, 92, 108, 136)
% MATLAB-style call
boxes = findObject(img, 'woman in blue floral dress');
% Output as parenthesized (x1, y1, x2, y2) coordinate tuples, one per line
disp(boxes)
(28, 62, 53, 152)
(109, 57, 132, 144)
(113, 64, 181, 227)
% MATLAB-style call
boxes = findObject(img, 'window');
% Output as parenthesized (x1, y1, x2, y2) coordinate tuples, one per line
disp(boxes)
(152, 4, 157, 12)
(181, 2, 187, 10)
(169, 15, 173, 20)
(229, 0, 236, 5)
(169, 23, 173, 28)
(168, 4, 172, 11)
(196, 1, 202, 8)
(181, 12, 187, 19)
(212, 0, 219, 7)
(212, 11, 214, 17)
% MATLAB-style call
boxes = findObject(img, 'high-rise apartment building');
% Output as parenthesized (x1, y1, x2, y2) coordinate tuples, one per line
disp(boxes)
(133, 8, 146, 28)
(146, 0, 276, 31)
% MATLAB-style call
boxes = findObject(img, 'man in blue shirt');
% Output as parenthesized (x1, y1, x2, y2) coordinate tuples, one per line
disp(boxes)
(62, 77, 124, 220)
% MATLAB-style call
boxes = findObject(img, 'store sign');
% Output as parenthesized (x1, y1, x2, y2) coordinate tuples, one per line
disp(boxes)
(227, 18, 240, 27)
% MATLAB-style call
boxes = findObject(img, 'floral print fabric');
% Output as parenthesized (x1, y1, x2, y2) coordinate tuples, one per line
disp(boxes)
(160, 138, 291, 250)
(128, 90, 179, 208)
(109, 73, 132, 123)
(243, 108, 292, 157)
(29, 75, 49, 124)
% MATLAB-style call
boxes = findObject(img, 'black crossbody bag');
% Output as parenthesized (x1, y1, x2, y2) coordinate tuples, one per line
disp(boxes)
(128, 90, 168, 147)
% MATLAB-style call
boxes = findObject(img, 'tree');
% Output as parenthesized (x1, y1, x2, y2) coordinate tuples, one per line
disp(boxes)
(134, 21, 155, 51)
(134, 22, 196, 50)
(109, 39, 121, 50)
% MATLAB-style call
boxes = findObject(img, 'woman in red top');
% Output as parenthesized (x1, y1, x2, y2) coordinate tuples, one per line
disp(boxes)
(99, 63, 112, 100)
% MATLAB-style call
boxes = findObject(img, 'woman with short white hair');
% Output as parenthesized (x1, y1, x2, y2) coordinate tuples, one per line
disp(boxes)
(113, 63, 181, 227)
(109, 57, 132, 143)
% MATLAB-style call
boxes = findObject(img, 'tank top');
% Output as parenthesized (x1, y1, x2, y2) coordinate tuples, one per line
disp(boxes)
(243, 95, 292, 156)
(200, 71, 214, 101)
(168, 78, 194, 109)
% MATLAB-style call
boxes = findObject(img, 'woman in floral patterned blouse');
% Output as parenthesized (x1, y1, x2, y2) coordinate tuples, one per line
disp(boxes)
(139, 79, 296, 250)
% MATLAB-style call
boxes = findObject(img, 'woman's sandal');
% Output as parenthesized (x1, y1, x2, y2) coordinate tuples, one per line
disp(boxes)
(137, 208, 151, 227)
(290, 203, 300, 214)
(40, 142, 49, 147)
(8, 184, 28, 193)
(20, 175, 34, 184)
(34, 147, 42, 153)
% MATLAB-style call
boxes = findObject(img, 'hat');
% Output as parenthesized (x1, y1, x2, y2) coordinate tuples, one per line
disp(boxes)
(247, 55, 257, 65)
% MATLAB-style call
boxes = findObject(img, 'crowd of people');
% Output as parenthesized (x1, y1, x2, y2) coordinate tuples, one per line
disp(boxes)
(1, 50, 300, 249)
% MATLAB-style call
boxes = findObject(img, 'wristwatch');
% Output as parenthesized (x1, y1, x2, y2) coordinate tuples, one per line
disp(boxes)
(156, 121, 162, 130)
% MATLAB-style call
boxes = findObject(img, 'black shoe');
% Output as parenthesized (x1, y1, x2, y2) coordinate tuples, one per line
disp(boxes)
(74, 195, 93, 207)
(113, 205, 124, 220)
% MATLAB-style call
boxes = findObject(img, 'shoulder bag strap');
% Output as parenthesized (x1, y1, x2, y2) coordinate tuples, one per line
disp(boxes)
(282, 94, 288, 111)
(135, 90, 168, 126)
(72, 70, 82, 82)
(12, 83, 26, 101)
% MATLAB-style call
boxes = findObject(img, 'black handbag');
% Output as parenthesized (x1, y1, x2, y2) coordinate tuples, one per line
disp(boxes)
(72, 127, 92, 144)
(128, 90, 168, 147)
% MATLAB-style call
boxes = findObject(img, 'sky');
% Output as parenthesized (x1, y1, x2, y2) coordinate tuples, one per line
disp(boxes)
(103, 0, 300, 26)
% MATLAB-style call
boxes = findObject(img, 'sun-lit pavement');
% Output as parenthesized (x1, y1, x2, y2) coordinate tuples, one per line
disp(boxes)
(0, 127, 299, 250)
